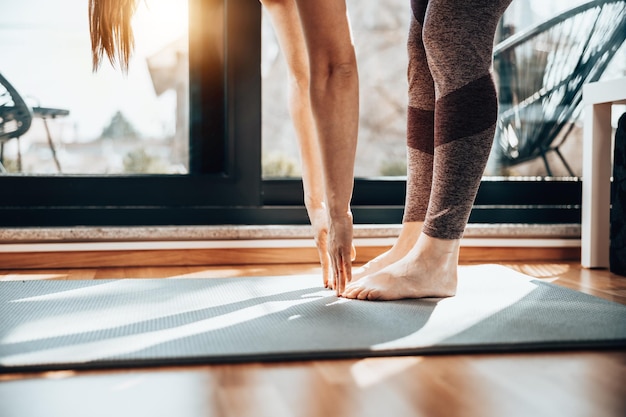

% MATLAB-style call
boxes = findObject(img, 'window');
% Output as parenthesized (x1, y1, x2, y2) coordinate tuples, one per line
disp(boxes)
(1, 0, 266, 226)
(2, 0, 624, 227)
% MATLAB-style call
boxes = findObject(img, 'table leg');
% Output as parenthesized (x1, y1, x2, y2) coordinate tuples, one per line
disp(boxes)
(582, 102, 612, 268)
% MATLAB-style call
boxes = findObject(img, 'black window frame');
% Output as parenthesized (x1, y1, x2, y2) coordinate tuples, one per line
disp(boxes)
(0, 0, 581, 228)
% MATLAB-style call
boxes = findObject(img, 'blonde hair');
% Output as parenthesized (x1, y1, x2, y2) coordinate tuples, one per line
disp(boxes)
(89, 0, 139, 72)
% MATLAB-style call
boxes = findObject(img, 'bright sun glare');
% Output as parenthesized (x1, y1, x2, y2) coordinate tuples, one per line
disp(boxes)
(132, 0, 189, 55)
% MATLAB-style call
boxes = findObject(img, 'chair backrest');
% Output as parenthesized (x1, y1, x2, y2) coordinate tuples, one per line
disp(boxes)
(0, 72, 33, 143)
(493, 0, 626, 171)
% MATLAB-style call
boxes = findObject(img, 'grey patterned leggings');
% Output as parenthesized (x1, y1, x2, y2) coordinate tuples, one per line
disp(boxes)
(403, 0, 512, 239)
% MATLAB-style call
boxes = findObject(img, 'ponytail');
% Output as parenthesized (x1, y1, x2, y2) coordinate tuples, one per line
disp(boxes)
(89, 0, 139, 72)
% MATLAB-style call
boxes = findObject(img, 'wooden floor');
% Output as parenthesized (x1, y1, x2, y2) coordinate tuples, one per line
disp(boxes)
(1, 261, 625, 417)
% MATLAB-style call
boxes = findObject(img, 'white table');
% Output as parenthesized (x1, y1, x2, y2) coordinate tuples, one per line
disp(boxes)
(581, 77, 626, 268)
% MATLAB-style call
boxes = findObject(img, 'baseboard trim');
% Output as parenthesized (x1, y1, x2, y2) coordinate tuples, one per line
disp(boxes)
(0, 238, 581, 269)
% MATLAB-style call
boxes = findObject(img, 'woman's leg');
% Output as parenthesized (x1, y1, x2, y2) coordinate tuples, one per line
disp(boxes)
(344, 0, 511, 300)
(353, 1, 432, 280)
(293, 0, 359, 295)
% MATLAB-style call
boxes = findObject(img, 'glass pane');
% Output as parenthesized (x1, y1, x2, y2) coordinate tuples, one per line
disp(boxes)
(0, 0, 189, 175)
(261, 0, 626, 179)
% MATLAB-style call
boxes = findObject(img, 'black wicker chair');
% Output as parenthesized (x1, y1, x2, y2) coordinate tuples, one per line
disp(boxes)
(493, 0, 626, 176)
(0, 72, 68, 173)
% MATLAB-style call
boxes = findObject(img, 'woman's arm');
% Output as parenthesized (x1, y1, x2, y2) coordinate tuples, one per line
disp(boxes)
(292, 0, 359, 295)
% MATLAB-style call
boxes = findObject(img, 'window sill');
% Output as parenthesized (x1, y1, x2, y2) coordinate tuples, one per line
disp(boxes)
(0, 223, 580, 243)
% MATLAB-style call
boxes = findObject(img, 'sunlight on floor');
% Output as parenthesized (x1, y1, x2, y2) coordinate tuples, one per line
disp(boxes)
(166, 266, 323, 279)
(0, 273, 68, 281)
(372, 265, 539, 350)
(505, 263, 571, 278)
(0, 296, 328, 367)
(351, 357, 422, 388)
(166, 269, 257, 279)
(2, 276, 325, 345)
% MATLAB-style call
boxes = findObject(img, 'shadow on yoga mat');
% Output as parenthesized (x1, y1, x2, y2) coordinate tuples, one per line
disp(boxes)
(1, 264, 625, 372)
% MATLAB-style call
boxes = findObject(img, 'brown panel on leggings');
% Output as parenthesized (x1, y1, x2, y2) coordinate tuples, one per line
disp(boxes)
(434, 74, 498, 147)
(407, 106, 435, 154)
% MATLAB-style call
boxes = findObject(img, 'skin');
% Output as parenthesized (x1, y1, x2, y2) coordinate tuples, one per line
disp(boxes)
(344, 231, 459, 300)
(260, 0, 358, 295)
(351, 221, 423, 281)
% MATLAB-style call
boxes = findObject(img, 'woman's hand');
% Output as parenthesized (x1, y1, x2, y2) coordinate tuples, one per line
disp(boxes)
(309, 206, 356, 294)
(327, 210, 355, 296)
(308, 205, 333, 289)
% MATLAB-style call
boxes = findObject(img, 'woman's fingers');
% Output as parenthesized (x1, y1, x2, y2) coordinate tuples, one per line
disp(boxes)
(328, 212, 353, 296)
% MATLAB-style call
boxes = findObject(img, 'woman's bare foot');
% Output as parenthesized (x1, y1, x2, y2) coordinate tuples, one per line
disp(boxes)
(342, 233, 459, 301)
(352, 222, 423, 281)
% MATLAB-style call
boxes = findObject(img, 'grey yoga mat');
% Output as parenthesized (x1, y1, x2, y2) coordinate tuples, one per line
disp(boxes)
(1, 264, 625, 372)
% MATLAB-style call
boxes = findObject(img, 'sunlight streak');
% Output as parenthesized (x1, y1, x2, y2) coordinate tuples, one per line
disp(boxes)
(0, 298, 324, 367)
(110, 376, 146, 391)
(2, 275, 325, 344)
(1, 273, 68, 281)
(351, 357, 423, 388)
(372, 265, 539, 350)
(508, 263, 571, 278)
(132, 0, 188, 55)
